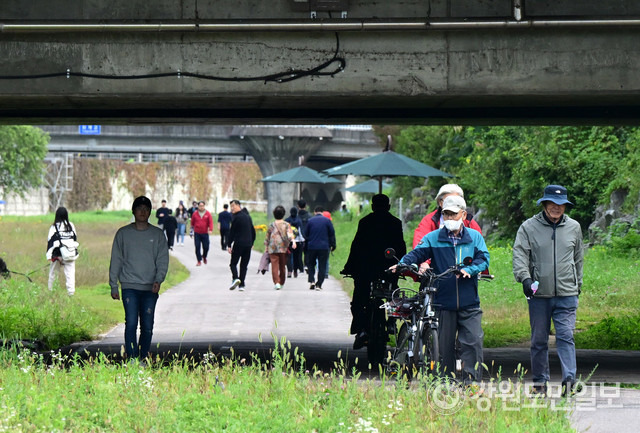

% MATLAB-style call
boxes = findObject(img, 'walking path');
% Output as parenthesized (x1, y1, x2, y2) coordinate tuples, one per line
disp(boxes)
(79, 235, 356, 367)
(75, 235, 640, 433)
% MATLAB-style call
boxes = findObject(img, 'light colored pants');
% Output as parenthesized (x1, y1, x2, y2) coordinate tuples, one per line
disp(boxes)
(48, 259, 76, 295)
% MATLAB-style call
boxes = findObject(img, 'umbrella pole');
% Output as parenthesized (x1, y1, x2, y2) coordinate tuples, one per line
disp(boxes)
(378, 177, 383, 194)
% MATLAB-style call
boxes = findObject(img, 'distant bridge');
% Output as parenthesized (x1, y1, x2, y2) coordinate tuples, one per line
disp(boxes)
(41, 125, 380, 167)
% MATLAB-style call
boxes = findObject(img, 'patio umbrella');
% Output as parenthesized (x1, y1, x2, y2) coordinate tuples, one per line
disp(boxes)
(344, 179, 391, 194)
(261, 166, 341, 184)
(324, 150, 452, 193)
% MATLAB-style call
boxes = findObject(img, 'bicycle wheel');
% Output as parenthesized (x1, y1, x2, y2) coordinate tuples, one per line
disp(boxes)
(391, 322, 415, 379)
(423, 327, 440, 374)
(367, 299, 387, 366)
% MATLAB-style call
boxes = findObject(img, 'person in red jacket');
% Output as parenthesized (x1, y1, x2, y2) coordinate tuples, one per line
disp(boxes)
(413, 184, 482, 248)
(191, 200, 213, 266)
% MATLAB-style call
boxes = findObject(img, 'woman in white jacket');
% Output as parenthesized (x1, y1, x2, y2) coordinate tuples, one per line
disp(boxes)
(46, 207, 78, 296)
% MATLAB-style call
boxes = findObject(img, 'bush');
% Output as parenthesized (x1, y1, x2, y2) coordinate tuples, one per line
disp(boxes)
(575, 314, 640, 350)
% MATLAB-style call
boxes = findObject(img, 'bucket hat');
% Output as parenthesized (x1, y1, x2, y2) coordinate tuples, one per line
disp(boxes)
(536, 184, 573, 206)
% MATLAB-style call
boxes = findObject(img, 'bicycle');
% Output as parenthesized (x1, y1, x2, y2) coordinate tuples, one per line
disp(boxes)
(382, 248, 470, 379)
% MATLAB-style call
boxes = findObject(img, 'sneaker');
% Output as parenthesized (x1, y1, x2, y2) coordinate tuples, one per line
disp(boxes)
(203, 257, 207, 265)
(531, 384, 547, 397)
(353, 331, 368, 350)
(309, 283, 315, 290)
(229, 279, 241, 290)
(287, 273, 292, 278)
(274, 283, 282, 290)
(562, 379, 581, 397)
(293, 270, 298, 278)
(315, 285, 322, 291)
(238, 286, 245, 292)
(196, 261, 202, 266)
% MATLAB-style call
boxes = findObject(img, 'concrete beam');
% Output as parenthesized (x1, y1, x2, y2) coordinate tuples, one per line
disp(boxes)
(2, 1, 640, 124)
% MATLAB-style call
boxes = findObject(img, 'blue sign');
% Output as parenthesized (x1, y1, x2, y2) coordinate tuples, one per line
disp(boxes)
(79, 125, 101, 135)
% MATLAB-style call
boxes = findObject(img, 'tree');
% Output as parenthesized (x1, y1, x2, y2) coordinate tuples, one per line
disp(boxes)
(0, 126, 49, 197)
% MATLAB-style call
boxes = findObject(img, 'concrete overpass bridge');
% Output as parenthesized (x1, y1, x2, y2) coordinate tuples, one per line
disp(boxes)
(40, 125, 382, 214)
(41, 125, 380, 166)
(2, 1, 640, 125)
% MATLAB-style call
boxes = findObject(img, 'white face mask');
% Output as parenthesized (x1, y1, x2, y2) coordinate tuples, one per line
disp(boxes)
(443, 218, 463, 232)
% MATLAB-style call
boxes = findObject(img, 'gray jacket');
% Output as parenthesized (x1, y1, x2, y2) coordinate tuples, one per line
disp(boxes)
(512, 212, 583, 298)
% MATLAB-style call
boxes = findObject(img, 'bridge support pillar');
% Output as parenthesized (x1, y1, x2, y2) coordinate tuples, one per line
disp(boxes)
(232, 128, 330, 216)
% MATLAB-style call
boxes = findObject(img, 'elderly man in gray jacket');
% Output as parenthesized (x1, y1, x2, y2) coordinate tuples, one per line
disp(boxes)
(513, 184, 583, 397)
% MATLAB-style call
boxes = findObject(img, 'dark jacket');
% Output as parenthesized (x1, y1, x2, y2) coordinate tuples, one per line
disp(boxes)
(228, 210, 256, 249)
(156, 206, 170, 225)
(401, 227, 489, 311)
(342, 210, 406, 280)
(217, 210, 232, 230)
(298, 209, 310, 233)
(304, 213, 336, 251)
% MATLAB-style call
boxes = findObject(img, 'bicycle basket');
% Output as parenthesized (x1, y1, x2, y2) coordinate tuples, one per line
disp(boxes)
(385, 288, 418, 319)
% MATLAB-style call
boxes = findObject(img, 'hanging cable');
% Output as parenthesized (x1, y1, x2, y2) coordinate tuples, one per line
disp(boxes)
(0, 33, 345, 83)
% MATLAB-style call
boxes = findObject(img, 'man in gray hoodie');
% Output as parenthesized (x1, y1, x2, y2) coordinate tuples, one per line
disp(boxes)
(109, 196, 169, 362)
(513, 184, 583, 397)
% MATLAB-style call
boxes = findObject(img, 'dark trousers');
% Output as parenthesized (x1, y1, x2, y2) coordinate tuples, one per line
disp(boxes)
(306, 248, 329, 288)
(437, 308, 484, 384)
(194, 232, 210, 261)
(230, 245, 252, 285)
(287, 242, 304, 273)
(220, 227, 230, 250)
(350, 278, 371, 335)
(122, 289, 159, 359)
(165, 228, 175, 248)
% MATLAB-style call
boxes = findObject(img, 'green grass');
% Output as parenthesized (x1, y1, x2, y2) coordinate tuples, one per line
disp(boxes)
(0, 339, 573, 433)
(0, 210, 188, 347)
(2, 209, 640, 350)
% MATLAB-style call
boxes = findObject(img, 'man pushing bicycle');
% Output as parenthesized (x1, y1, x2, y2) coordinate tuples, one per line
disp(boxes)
(390, 195, 490, 385)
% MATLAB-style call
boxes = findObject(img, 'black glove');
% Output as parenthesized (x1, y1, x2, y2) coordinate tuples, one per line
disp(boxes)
(522, 278, 534, 298)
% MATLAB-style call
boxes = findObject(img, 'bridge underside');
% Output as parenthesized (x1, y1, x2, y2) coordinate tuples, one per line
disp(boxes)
(3, 1, 640, 125)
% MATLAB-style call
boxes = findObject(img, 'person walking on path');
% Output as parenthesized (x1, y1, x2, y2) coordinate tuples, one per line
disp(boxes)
(342, 194, 406, 349)
(187, 200, 198, 238)
(109, 196, 169, 362)
(163, 209, 178, 251)
(391, 195, 489, 385)
(412, 184, 482, 249)
(297, 199, 311, 270)
(175, 202, 188, 246)
(265, 205, 297, 290)
(46, 207, 79, 296)
(513, 184, 584, 397)
(155, 199, 170, 229)
(304, 206, 336, 291)
(285, 207, 304, 278)
(227, 200, 256, 291)
(217, 203, 233, 250)
(191, 201, 213, 266)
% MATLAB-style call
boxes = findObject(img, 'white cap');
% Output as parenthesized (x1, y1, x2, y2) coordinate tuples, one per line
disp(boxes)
(442, 195, 467, 213)
(436, 184, 464, 202)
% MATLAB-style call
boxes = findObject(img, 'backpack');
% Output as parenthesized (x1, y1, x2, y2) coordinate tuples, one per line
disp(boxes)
(55, 225, 80, 262)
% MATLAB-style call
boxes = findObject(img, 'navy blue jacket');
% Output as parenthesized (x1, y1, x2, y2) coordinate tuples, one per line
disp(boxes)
(401, 227, 489, 311)
(304, 214, 336, 251)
